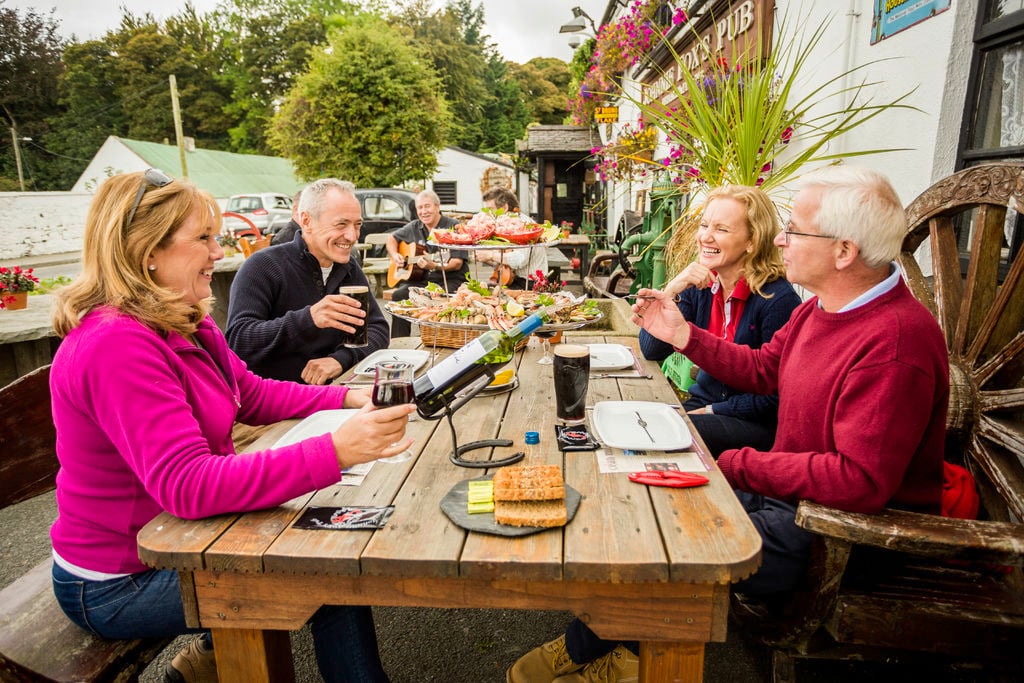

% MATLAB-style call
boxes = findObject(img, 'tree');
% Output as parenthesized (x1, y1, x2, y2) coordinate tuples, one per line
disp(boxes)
(510, 57, 572, 125)
(269, 16, 450, 186)
(391, 1, 489, 151)
(213, 0, 360, 154)
(479, 54, 529, 152)
(0, 2, 64, 189)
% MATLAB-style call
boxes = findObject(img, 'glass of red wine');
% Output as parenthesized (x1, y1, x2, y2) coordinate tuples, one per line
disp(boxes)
(372, 360, 416, 464)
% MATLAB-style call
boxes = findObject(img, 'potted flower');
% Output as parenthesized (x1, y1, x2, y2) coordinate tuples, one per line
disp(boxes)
(0, 265, 40, 310)
(528, 270, 569, 343)
(218, 230, 240, 257)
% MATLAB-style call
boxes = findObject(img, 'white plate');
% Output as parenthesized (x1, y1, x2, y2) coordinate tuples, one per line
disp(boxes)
(273, 409, 358, 448)
(591, 401, 692, 451)
(353, 349, 431, 376)
(586, 344, 635, 372)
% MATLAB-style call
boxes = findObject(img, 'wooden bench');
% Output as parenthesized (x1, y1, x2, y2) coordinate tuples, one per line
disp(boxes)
(732, 163, 1024, 680)
(0, 366, 172, 681)
(361, 257, 389, 297)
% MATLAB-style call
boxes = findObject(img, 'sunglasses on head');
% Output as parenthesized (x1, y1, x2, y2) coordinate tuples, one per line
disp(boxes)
(125, 168, 173, 228)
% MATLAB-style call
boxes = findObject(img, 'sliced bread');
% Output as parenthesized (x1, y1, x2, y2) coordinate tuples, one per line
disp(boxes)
(492, 464, 565, 501)
(494, 498, 568, 528)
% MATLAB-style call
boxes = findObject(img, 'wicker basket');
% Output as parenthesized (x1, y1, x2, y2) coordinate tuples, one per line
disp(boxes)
(419, 323, 529, 350)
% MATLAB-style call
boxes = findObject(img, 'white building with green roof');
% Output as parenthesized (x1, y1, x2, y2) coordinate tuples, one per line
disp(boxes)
(71, 136, 305, 202)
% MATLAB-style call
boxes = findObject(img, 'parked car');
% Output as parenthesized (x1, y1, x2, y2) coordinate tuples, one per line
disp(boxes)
(354, 188, 417, 254)
(224, 193, 294, 236)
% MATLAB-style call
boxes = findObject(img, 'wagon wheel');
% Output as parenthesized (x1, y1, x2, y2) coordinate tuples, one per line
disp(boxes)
(615, 210, 644, 279)
(898, 162, 1024, 520)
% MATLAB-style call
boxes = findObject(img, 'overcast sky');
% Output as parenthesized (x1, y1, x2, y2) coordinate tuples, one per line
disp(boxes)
(8, 0, 609, 64)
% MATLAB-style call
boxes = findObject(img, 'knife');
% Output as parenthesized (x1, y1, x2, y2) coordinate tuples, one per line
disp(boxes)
(593, 373, 653, 379)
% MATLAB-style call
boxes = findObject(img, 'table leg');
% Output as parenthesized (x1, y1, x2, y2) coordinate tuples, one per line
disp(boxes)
(638, 640, 704, 682)
(211, 628, 295, 683)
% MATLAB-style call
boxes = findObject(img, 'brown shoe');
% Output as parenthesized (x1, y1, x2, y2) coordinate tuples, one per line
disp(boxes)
(508, 634, 584, 682)
(552, 645, 639, 683)
(163, 635, 218, 683)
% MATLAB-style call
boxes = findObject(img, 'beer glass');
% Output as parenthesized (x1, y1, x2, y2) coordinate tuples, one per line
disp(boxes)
(553, 344, 589, 424)
(338, 285, 370, 348)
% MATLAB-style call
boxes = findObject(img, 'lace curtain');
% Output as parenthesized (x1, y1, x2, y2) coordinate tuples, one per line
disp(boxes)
(1000, 45, 1024, 146)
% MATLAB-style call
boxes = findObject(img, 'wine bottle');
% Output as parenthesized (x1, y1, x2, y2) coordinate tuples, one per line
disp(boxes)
(413, 308, 550, 417)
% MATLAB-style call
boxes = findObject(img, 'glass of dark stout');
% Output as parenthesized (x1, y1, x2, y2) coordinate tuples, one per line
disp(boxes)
(372, 360, 415, 463)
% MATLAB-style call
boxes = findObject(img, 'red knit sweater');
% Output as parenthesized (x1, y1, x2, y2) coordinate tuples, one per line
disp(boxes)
(683, 281, 947, 514)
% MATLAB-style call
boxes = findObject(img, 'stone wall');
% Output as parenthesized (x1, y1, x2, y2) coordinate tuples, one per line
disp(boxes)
(0, 192, 92, 259)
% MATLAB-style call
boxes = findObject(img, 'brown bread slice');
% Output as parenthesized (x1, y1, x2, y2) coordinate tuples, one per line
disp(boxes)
(494, 499, 568, 527)
(492, 464, 565, 502)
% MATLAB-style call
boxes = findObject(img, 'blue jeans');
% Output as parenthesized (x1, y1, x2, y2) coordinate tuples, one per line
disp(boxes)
(52, 563, 389, 682)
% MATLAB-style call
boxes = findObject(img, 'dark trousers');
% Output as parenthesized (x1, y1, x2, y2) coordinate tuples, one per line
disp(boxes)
(564, 490, 812, 665)
(683, 397, 776, 458)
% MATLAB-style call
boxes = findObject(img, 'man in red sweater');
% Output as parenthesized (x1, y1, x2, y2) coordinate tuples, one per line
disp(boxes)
(635, 166, 948, 595)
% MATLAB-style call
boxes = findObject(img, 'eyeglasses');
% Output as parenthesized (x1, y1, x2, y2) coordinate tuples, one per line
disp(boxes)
(779, 226, 836, 246)
(125, 168, 173, 228)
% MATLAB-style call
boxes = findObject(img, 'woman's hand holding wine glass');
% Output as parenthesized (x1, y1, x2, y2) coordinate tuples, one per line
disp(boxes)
(330, 402, 415, 470)
(371, 361, 417, 463)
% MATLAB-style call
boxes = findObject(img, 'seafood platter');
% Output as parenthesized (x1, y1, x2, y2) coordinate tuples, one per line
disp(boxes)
(386, 281, 601, 333)
(428, 210, 562, 247)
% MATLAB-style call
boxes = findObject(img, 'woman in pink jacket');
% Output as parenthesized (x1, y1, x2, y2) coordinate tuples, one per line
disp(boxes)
(49, 170, 413, 683)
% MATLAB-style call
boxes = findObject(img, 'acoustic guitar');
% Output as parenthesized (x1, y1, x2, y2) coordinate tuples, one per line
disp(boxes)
(490, 263, 515, 286)
(386, 241, 443, 287)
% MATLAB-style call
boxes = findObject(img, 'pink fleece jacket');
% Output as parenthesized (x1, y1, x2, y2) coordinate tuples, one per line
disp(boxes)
(50, 308, 349, 574)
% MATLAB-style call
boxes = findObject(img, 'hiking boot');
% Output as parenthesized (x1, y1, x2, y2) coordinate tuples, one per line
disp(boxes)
(507, 634, 584, 682)
(552, 645, 639, 683)
(163, 635, 218, 683)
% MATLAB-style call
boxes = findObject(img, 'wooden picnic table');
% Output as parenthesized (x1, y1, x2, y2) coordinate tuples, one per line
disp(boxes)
(136, 335, 761, 682)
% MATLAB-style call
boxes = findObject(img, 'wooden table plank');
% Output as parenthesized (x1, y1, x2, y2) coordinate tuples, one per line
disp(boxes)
(191, 570, 719, 643)
(136, 333, 764, 683)
(458, 337, 567, 581)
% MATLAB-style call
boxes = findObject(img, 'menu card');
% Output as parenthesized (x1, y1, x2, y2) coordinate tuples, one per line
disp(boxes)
(595, 447, 707, 474)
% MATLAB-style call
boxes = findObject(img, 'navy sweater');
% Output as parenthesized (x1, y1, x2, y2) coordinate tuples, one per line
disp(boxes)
(226, 232, 390, 382)
(640, 277, 801, 421)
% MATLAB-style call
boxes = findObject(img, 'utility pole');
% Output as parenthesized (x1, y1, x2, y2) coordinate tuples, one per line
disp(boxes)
(169, 75, 188, 178)
(10, 127, 25, 191)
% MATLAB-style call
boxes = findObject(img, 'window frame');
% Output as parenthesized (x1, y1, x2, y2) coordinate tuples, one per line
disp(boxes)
(957, 5, 1024, 167)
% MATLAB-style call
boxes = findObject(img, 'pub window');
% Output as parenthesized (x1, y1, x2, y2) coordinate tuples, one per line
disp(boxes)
(433, 181, 457, 204)
(957, 1, 1024, 278)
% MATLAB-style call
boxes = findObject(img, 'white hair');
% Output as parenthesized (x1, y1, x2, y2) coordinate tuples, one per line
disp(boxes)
(801, 166, 906, 268)
(299, 178, 356, 218)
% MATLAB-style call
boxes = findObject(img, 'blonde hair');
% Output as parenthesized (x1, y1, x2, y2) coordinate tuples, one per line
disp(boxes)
(704, 184, 788, 297)
(53, 171, 222, 338)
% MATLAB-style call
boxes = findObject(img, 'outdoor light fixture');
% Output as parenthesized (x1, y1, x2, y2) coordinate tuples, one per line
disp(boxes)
(559, 6, 597, 34)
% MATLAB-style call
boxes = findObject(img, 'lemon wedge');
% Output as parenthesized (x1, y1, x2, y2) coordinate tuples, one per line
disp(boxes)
(506, 300, 525, 317)
(542, 224, 561, 242)
(489, 369, 514, 387)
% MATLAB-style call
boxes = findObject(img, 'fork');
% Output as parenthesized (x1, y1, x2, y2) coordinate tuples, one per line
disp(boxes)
(635, 411, 655, 442)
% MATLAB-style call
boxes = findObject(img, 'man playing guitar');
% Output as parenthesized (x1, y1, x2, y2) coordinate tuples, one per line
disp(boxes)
(386, 190, 469, 337)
